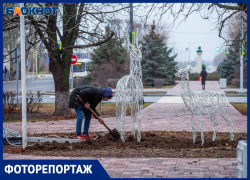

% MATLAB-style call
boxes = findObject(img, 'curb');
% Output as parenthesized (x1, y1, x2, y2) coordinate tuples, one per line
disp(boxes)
(3, 78, 53, 83)
(5, 91, 247, 97)
(225, 94, 247, 97)
(40, 93, 172, 97)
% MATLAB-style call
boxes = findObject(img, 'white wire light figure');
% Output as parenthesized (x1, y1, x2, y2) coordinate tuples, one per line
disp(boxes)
(175, 63, 234, 145)
(116, 35, 143, 142)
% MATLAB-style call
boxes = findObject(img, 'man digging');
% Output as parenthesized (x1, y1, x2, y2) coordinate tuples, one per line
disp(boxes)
(68, 85, 113, 141)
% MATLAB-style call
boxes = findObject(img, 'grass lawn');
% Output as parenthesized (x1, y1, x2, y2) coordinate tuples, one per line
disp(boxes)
(38, 72, 52, 74)
(226, 85, 237, 89)
(226, 85, 247, 89)
(144, 83, 178, 89)
(26, 72, 52, 75)
(230, 103, 247, 116)
(3, 102, 153, 123)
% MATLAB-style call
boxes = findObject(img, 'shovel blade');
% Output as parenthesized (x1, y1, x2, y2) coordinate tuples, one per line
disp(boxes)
(109, 129, 120, 140)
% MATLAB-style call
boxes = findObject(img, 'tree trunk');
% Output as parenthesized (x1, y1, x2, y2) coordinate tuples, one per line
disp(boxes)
(50, 53, 72, 116)
(54, 90, 71, 116)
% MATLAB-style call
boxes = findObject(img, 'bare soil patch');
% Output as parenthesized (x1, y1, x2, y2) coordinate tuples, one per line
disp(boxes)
(3, 131, 246, 158)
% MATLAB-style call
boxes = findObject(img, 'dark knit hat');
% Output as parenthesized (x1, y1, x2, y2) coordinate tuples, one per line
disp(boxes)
(103, 87, 113, 98)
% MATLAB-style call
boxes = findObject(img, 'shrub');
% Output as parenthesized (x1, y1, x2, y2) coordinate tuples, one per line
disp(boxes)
(202, 64, 206, 70)
(3, 91, 18, 111)
(83, 76, 91, 85)
(107, 79, 119, 88)
(26, 91, 43, 112)
(189, 73, 200, 80)
(154, 79, 165, 88)
(73, 78, 84, 88)
(231, 79, 247, 88)
(188, 72, 220, 81)
(3, 91, 43, 113)
(206, 72, 220, 81)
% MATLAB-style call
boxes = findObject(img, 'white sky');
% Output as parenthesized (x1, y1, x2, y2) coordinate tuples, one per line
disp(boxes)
(156, 4, 227, 63)
(74, 3, 230, 64)
(166, 13, 225, 63)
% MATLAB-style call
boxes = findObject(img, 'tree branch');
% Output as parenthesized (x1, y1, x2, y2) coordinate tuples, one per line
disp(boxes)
(63, 31, 115, 50)
(27, 15, 53, 52)
(213, 3, 247, 13)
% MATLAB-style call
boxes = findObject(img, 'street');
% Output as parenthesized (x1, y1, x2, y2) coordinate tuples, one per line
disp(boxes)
(41, 94, 164, 103)
(3, 79, 247, 103)
(3, 79, 55, 92)
(41, 94, 246, 103)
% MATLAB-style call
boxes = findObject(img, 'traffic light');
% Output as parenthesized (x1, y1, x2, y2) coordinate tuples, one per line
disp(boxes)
(58, 42, 61, 49)
(132, 31, 135, 45)
(195, 48, 198, 52)
(216, 47, 220, 52)
(58, 42, 62, 61)
(242, 40, 245, 55)
(224, 49, 228, 54)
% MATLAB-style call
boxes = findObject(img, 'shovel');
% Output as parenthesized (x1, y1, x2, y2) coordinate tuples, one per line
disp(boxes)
(76, 95, 120, 140)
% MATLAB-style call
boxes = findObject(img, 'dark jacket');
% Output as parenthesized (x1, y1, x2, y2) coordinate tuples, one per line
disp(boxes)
(200, 69, 207, 83)
(68, 85, 105, 117)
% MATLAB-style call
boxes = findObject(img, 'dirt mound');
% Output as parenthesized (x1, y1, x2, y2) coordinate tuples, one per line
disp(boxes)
(4, 131, 247, 158)
(25, 131, 240, 151)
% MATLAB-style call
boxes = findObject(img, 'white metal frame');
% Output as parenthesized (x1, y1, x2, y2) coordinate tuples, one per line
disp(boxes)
(175, 63, 234, 145)
(116, 36, 143, 142)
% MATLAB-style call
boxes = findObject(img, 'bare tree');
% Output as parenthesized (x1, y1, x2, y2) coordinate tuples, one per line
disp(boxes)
(110, 18, 169, 50)
(227, 12, 247, 42)
(143, 3, 247, 47)
(3, 3, 136, 116)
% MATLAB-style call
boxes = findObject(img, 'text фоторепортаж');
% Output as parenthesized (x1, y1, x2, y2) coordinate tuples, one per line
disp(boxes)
(4, 164, 92, 174)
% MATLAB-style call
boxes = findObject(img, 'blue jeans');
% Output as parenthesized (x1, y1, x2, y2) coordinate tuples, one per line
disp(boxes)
(75, 108, 92, 136)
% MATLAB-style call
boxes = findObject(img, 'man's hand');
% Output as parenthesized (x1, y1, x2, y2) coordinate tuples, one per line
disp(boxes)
(99, 118, 104, 124)
(84, 102, 90, 109)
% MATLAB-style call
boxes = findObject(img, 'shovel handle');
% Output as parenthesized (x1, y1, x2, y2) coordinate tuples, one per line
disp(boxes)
(76, 95, 112, 132)
(88, 107, 112, 132)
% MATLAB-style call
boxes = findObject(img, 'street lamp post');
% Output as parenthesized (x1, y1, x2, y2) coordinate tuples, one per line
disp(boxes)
(238, 11, 244, 94)
(129, 3, 134, 101)
(20, 3, 27, 149)
(15, 48, 18, 105)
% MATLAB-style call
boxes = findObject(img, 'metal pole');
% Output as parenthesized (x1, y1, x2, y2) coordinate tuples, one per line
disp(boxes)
(20, 3, 27, 149)
(33, 29, 36, 79)
(189, 43, 191, 64)
(35, 43, 38, 79)
(71, 65, 73, 89)
(239, 11, 244, 94)
(129, 3, 133, 44)
(33, 48, 35, 79)
(129, 3, 134, 100)
(173, 42, 175, 61)
(16, 49, 18, 105)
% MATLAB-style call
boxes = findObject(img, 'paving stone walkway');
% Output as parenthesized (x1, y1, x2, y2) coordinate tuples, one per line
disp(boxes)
(3, 81, 247, 178)
(4, 101, 246, 135)
(3, 154, 237, 178)
(167, 81, 221, 96)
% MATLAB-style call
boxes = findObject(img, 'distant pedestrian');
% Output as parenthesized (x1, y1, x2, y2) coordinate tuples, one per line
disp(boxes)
(200, 67, 207, 90)
(4, 66, 7, 74)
